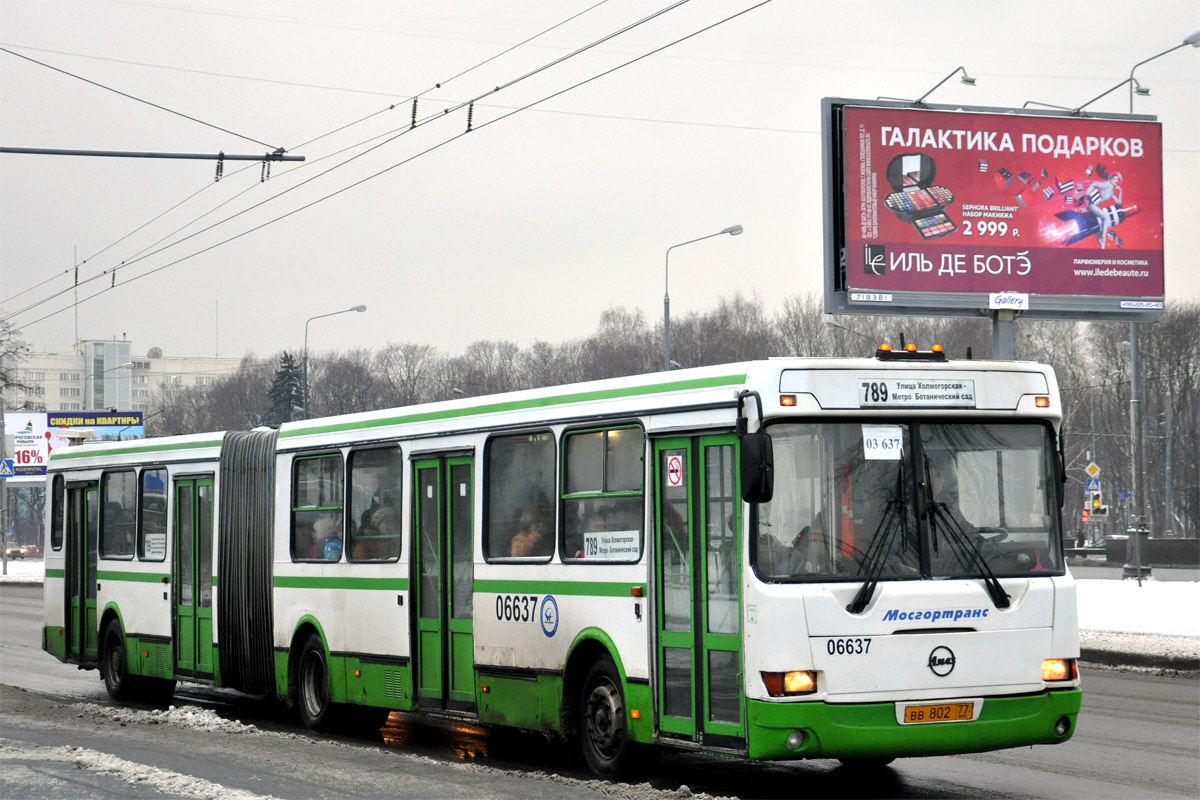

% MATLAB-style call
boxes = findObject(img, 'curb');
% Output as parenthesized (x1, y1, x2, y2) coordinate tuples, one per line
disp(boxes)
(1081, 647, 1200, 672)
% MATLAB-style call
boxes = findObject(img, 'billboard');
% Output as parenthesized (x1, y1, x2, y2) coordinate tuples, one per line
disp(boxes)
(3, 411, 143, 480)
(823, 99, 1165, 320)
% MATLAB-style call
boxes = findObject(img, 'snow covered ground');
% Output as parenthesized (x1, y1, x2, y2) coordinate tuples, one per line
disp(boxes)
(4, 559, 1196, 663)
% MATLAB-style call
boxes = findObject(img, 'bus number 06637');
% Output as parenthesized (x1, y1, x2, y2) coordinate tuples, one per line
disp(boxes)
(496, 594, 539, 623)
(827, 637, 872, 655)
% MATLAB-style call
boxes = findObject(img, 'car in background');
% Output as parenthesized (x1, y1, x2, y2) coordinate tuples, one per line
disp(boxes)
(3, 543, 39, 559)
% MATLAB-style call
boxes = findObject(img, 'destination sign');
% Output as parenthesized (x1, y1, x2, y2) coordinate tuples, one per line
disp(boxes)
(858, 378, 976, 408)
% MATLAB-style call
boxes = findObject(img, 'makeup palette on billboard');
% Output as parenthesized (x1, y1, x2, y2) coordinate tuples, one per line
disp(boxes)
(841, 105, 1164, 302)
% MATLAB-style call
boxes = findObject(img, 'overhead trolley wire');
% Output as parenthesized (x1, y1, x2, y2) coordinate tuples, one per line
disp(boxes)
(11, 0, 774, 330)
(2, 1, 616, 316)
(0, 46, 282, 151)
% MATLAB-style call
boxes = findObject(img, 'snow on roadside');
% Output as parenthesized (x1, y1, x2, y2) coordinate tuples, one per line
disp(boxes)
(0, 558, 45, 583)
(1075, 579, 1199, 636)
(0, 741, 279, 800)
(74, 700, 261, 735)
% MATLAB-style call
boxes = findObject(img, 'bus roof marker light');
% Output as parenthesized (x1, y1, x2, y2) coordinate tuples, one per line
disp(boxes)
(904, 343, 918, 352)
(878, 343, 892, 352)
(930, 344, 944, 353)
(1035, 396, 1050, 408)
(780, 394, 797, 407)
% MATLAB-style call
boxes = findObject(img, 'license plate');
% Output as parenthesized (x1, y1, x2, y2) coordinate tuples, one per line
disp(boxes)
(899, 701, 976, 724)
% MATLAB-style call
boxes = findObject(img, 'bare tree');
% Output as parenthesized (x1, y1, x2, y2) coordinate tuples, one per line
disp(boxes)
(0, 320, 32, 397)
(313, 348, 385, 416)
(376, 342, 437, 407)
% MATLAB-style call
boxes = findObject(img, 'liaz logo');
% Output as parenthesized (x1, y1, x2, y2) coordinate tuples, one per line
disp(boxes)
(927, 646, 956, 677)
(864, 244, 886, 276)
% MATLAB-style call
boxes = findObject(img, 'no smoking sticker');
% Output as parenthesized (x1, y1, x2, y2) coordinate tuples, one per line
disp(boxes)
(666, 454, 684, 487)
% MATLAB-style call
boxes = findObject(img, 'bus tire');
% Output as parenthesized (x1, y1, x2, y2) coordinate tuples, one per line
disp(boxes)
(297, 632, 338, 731)
(101, 619, 140, 701)
(577, 654, 632, 779)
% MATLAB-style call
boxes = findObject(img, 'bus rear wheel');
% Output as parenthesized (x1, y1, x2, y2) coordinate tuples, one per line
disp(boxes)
(101, 620, 140, 701)
(297, 632, 338, 731)
(578, 654, 632, 778)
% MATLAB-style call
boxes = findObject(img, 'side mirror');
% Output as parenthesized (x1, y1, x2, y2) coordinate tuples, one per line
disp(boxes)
(740, 432, 774, 503)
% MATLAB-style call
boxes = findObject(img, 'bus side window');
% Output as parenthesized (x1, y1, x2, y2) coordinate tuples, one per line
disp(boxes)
(292, 453, 344, 561)
(561, 426, 644, 563)
(138, 468, 168, 561)
(100, 470, 137, 559)
(51, 474, 65, 551)
(348, 447, 403, 562)
(485, 432, 555, 561)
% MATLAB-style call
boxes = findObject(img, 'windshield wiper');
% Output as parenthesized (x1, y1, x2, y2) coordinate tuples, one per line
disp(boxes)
(847, 462, 912, 614)
(928, 502, 1011, 609)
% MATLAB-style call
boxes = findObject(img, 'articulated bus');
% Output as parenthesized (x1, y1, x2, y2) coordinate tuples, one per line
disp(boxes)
(42, 349, 1080, 776)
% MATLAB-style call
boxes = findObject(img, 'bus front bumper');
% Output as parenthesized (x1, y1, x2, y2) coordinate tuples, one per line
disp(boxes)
(746, 689, 1081, 761)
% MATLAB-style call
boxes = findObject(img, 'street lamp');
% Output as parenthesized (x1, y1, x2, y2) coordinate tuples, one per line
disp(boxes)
(1113, 33, 1198, 578)
(84, 361, 134, 409)
(913, 66, 976, 106)
(664, 225, 743, 370)
(303, 304, 366, 416)
(1128, 31, 1200, 113)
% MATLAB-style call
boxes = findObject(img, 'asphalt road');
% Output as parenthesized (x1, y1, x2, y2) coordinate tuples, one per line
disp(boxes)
(2, 583, 1197, 799)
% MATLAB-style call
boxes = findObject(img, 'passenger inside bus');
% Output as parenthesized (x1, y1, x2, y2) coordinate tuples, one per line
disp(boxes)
(510, 504, 553, 557)
(353, 505, 400, 560)
(312, 514, 343, 560)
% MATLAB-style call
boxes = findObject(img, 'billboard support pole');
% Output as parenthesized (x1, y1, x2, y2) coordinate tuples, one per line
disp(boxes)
(991, 311, 1015, 360)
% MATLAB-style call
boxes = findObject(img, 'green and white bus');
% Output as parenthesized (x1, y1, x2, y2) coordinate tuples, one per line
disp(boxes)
(42, 349, 1080, 776)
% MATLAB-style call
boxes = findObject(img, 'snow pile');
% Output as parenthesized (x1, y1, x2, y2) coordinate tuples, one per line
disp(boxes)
(75, 701, 260, 734)
(1075, 579, 1198, 636)
(0, 558, 45, 583)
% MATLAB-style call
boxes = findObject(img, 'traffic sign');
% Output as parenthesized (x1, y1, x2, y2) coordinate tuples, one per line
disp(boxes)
(1085, 462, 1101, 478)
(1085, 477, 1101, 493)
(0, 459, 12, 478)
(1117, 492, 1131, 500)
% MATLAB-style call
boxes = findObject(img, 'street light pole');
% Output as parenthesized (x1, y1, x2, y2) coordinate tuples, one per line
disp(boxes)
(303, 304, 366, 417)
(663, 225, 743, 371)
(1115, 32, 1198, 580)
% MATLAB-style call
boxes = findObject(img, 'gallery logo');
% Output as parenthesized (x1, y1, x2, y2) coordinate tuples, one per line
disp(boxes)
(927, 646, 956, 677)
(864, 244, 886, 276)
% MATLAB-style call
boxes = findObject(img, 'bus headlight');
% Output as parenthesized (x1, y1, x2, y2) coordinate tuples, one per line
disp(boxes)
(761, 670, 817, 696)
(1042, 658, 1077, 681)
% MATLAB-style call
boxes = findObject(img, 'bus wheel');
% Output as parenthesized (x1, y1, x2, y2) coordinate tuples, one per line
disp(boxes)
(578, 654, 631, 778)
(297, 632, 337, 731)
(101, 620, 139, 701)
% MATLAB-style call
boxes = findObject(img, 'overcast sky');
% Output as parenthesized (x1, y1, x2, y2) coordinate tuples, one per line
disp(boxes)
(2, 1, 1197, 362)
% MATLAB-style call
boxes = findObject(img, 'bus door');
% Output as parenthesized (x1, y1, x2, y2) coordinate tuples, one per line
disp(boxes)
(654, 434, 744, 746)
(65, 483, 99, 664)
(412, 455, 475, 712)
(174, 476, 215, 676)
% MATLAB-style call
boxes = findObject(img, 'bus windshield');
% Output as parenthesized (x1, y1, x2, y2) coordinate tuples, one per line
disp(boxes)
(753, 421, 1063, 582)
